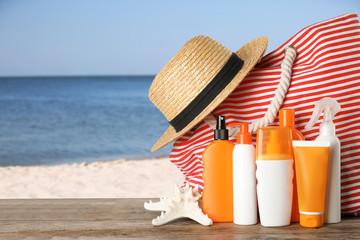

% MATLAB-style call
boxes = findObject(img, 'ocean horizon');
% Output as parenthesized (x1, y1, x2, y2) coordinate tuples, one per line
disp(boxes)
(0, 75, 172, 167)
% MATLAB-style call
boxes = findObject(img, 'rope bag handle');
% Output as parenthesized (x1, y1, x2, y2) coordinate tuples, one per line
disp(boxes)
(204, 46, 297, 136)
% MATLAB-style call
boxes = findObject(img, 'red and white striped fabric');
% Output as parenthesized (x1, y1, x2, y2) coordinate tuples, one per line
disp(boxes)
(169, 13, 360, 215)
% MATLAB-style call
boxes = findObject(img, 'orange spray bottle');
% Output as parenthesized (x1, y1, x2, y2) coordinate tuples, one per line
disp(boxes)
(202, 115, 234, 222)
(279, 109, 305, 223)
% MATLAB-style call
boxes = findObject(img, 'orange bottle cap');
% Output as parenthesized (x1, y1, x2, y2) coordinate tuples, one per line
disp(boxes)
(228, 122, 252, 144)
(267, 129, 281, 154)
(279, 109, 295, 127)
(256, 127, 293, 160)
(300, 213, 323, 228)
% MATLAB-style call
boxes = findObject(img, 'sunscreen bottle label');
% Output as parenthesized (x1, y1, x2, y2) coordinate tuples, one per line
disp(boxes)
(256, 159, 294, 227)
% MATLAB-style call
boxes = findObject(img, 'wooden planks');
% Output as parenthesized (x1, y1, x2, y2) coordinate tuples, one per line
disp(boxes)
(0, 198, 358, 239)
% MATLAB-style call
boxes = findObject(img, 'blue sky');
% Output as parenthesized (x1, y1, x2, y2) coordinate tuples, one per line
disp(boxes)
(0, 0, 359, 76)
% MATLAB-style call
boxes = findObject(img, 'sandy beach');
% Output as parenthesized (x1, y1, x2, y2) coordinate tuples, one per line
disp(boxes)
(0, 158, 184, 198)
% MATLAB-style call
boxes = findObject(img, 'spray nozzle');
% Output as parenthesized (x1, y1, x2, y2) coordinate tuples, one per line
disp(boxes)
(216, 116, 226, 130)
(214, 116, 229, 140)
(305, 97, 341, 129)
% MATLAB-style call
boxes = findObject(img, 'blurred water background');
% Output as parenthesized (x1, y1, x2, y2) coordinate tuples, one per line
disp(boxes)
(0, 76, 172, 166)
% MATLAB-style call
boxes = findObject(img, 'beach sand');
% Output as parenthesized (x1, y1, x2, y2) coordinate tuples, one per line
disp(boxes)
(0, 158, 185, 198)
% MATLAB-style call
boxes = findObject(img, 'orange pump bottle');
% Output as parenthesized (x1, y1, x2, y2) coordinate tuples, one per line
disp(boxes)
(202, 116, 234, 222)
(279, 109, 305, 223)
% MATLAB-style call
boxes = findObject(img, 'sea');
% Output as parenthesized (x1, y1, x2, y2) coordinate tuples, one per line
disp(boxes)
(0, 76, 173, 167)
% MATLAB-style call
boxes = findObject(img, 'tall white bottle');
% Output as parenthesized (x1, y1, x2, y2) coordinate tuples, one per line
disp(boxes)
(305, 97, 341, 224)
(256, 127, 294, 227)
(229, 122, 257, 225)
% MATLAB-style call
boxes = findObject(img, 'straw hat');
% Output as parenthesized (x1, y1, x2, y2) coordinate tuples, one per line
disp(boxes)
(149, 35, 268, 151)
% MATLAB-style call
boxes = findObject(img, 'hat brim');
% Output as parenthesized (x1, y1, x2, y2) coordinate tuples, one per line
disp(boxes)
(151, 36, 268, 152)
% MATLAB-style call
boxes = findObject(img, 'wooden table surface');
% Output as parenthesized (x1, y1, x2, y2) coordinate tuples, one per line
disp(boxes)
(0, 198, 359, 239)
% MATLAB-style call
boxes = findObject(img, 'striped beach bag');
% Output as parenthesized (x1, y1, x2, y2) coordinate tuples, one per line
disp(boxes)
(169, 13, 360, 215)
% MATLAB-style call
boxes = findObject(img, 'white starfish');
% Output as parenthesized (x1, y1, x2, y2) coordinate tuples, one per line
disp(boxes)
(144, 182, 200, 211)
(144, 182, 212, 226)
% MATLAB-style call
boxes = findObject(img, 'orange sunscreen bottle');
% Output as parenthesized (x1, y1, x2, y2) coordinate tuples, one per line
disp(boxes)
(256, 127, 294, 227)
(292, 140, 330, 228)
(202, 115, 234, 222)
(279, 109, 305, 223)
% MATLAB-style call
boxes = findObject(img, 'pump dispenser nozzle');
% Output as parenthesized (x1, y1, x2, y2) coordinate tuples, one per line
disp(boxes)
(267, 129, 282, 154)
(228, 122, 252, 144)
(214, 116, 229, 140)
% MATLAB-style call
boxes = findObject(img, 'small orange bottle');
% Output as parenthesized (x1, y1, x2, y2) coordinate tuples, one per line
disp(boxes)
(279, 109, 305, 223)
(202, 115, 234, 222)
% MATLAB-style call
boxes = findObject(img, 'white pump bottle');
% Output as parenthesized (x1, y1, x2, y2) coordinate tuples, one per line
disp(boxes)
(305, 97, 341, 224)
(229, 122, 257, 225)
